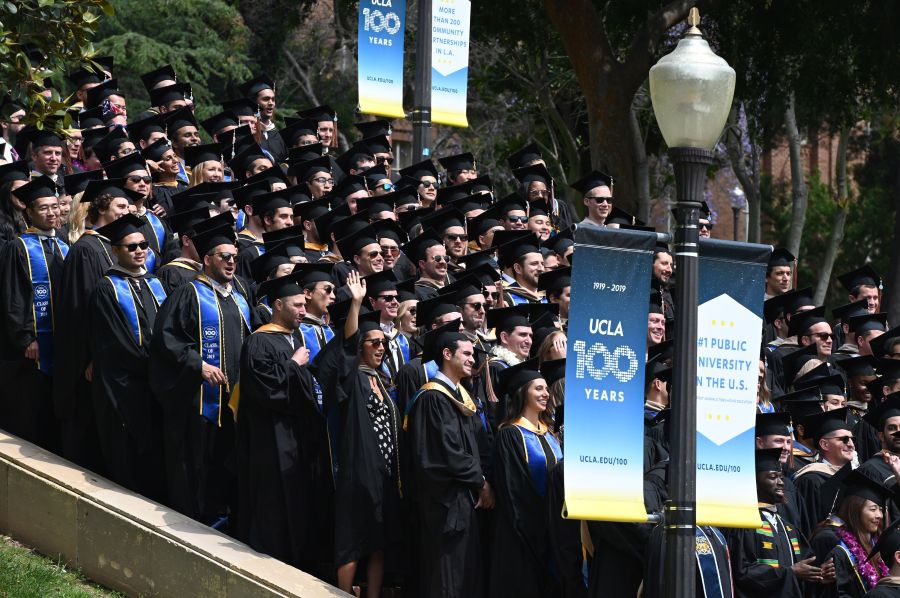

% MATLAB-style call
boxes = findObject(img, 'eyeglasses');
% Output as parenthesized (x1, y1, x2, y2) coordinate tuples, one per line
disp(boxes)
(364, 250, 386, 259)
(528, 189, 550, 198)
(826, 435, 854, 444)
(483, 291, 500, 300)
(114, 240, 150, 252)
(127, 175, 153, 184)
(505, 215, 528, 224)
(375, 294, 400, 303)
(214, 252, 237, 262)
(699, 222, 713, 231)
(808, 332, 835, 341)
(585, 196, 612, 204)
(377, 183, 395, 192)
(380, 246, 400, 257)
(419, 181, 437, 189)
(444, 233, 466, 242)
(311, 177, 334, 186)
(376, 156, 394, 165)
(462, 302, 486, 311)
(363, 338, 387, 347)
(431, 255, 450, 263)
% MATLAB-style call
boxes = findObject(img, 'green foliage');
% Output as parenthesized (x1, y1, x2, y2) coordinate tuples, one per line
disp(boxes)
(91, 0, 254, 121)
(0, 0, 114, 128)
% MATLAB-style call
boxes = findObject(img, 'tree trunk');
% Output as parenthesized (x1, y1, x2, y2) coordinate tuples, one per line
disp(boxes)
(630, 94, 651, 222)
(813, 127, 849, 305)
(886, 138, 900, 327)
(725, 104, 762, 243)
(784, 93, 808, 259)
(590, 92, 641, 214)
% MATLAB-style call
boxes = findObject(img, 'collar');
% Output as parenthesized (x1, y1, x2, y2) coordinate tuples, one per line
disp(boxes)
(303, 313, 328, 326)
(511, 416, 549, 435)
(108, 265, 148, 278)
(26, 227, 56, 238)
(381, 322, 396, 335)
(256, 323, 294, 334)
(433, 370, 457, 389)
(201, 273, 232, 296)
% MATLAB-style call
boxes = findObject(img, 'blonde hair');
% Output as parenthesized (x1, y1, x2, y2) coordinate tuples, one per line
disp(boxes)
(189, 160, 223, 187)
(395, 299, 418, 335)
(67, 191, 90, 244)
(794, 358, 825, 384)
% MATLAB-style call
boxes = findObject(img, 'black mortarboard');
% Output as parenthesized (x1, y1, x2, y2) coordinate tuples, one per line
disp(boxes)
(170, 207, 211, 236)
(128, 112, 166, 144)
(364, 270, 398, 298)
(462, 175, 493, 196)
(299, 105, 337, 122)
(763, 294, 790, 325)
(648, 338, 675, 364)
(327, 299, 352, 326)
(67, 56, 113, 88)
(200, 111, 239, 137)
(497, 358, 543, 396)
(251, 188, 293, 216)
(607, 206, 638, 226)
(528, 199, 550, 218)
(295, 156, 332, 182)
(244, 165, 289, 190)
(496, 193, 528, 218)
(101, 147, 148, 178)
(84, 78, 121, 109)
(570, 170, 613, 194)
(279, 118, 319, 147)
(80, 127, 107, 154)
(163, 106, 198, 135)
(76, 106, 105, 130)
(847, 312, 888, 335)
(356, 194, 395, 216)
(794, 362, 846, 396)
(869, 519, 900, 564)
(183, 143, 223, 170)
(540, 358, 566, 386)
(258, 271, 307, 302)
(15, 176, 57, 206)
(421, 207, 466, 234)
(64, 169, 105, 198)
(531, 309, 562, 354)
(398, 206, 433, 233)
(295, 262, 335, 286)
(228, 142, 268, 176)
(538, 266, 571, 293)
(468, 205, 502, 239)
(768, 248, 795, 268)
(239, 74, 275, 98)
(496, 232, 542, 267)
(802, 407, 850, 443)
(417, 295, 461, 327)
(192, 225, 236, 258)
(250, 243, 294, 283)
(293, 196, 331, 222)
(842, 469, 895, 505)
(755, 448, 784, 472)
(781, 287, 816, 316)
(486, 304, 534, 333)
(363, 134, 392, 156)
(398, 159, 439, 181)
(445, 193, 492, 215)
(778, 387, 824, 431)
(838, 265, 882, 292)
(355, 119, 392, 138)
(336, 225, 378, 259)
(231, 180, 271, 209)
(334, 141, 374, 174)
(79, 177, 135, 204)
(95, 213, 145, 243)
(421, 319, 467, 364)
(438, 275, 484, 304)
(649, 290, 665, 316)
(221, 98, 258, 118)
(21, 127, 63, 149)
(871, 328, 900, 359)
(507, 142, 542, 170)
(438, 152, 475, 172)
(436, 182, 473, 207)
(834, 355, 877, 379)
(756, 411, 792, 437)
(357, 309, 384, 336)
(139, 137, 172, 163)
(513, 163, 553, 187)
(832, 299, 870, 323)
(93, 128, 134, 164)
(140, 64, 177, 92)
(262, 223, 305, 247)
(372, 218, 408, 245)
(543, 229, 575, 256)
(360, 164, 391, 189)
(0, 160, 33, 186)
(192, 211, 235, 236)
(787, 305, 828, 338)
(864, 392, 900, 429)
(330, 211, 369, 242)
(401, 231, 443, 262)
(149, 83, 192, 108)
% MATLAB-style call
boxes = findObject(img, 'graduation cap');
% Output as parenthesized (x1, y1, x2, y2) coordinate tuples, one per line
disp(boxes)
(140, 65, 177, 92)
(330, 210, 370, 243)
(847, 312, 888, 336)
(763, 294, 790, 325)
(81, 126, 109, 153)
(94, 213, 145, 244)
(834, 355, 877, 379)
(183, 143, 223, 170)
(192, 224, 236, 258)
(868, 519, 900, 564)
(334, 141, 374, 174)
(756, 411, 792, 437)
(250, 243, 295, 283)
(468, 205, 503, 239)
(231, 180, 271, 209)
(294, 262, 335, 286)
(540, 358, 566, 387)
(841, 469, 895, 506)
(755, 448, 784, 472)
(220, 98, 258, 118)
(513, 163, 553, 188)
(420, 319, 467, 363)
(294, 156, 332, 182)
(357, 309, 383, 335)
(781, 287, 816, 316)
(93, 128, 133, 164)
(648, 338, 675, 364)
(644, 354, 673, 388)
(251, 188, 293, 216)
(74, 106, 105, 130)
(786, 305, 828, 338)
(832, 299, 870, 323)
(436, 182, 474, 207)
(496, 193, 528, 219)
(67, 56, 114, 88)
(570, 170, 613, 195)
(200, 111, 239, 138)
(496, 232, 542, 268)
(288, 142, 327, 166)
(139, 138, 172, 163)
(497, 358, 543, 396)
(507, 142, 543, 171)
(420, 207, 466, 235)
(363, 134, 392, 156)
(838, 264, 882, 292)
(243, 165, 289, 190)
(416, 295, 462, 328)
(802, 407, 850, 443)
(15, 175, 58, 206)
(528, 199, 550, 218)
(398, 159, 439, 181)
(170, 207, 211, 236)
(398, 206, 434, 234)
(531, 308, 562, 354)
(363, 270, 398, 299)
(387, 187, 421, 212)
(864, 392, 900, 430)
(439, 275, 485, 304)
(871, 327, 900, 359)
(543, 229, 575, 256)
(372, 218, 408, 245)
(607, 206, 638, 226)
(239, 74, 275, 99)
(778, 387, 824, 432)
(149, 83, 192, 108)
(258, 271, 308, 303)
(174, 181, 236, 208)
(299, 105, 337, 123)
(356, 194, 395, 216)
(463, 175, 493, 196)
(192, 211, 235, 235)
(538, 266, 571, 294)
(163, 106, 198, 135)
(79, 177, 135, 205)
(62, 169, 104, 198)
(84, 79, 122, 109)
(279, 118, 319, 147)
(336, 226, 378, 260)
(20, 127, 64, 150)
(486, 304, 536, 333)
(794, 363, 846, 397)
(438, 152, 475, 173)
(401, 230, 443, 262)
(293, 196, 331, 222)
(0, 160, 33, 186)
(327, 298, 352, 326)
(284, 183, 313, 205)
(262, 223, 305, 247)
(355, 119, 392, 139)
(768, 247, 795, 268)
(228, 142, 269, 176)
(445, 193, 492, 215)
(127, 112, 166, 144)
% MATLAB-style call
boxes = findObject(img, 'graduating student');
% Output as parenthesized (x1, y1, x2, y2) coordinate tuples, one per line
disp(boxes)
(89, 214, 167, 499)
(235, 186, 294, 280)
(149, 223, 252, 523)
(53, 178, 133, 470)
(234, 271, 329, 569)
(156, 205, 223, 293)
(866, 522, 900, 598)
(0, 175, 68, 449)
(489, 359, 563, 597)
(406, 318, 487, 598)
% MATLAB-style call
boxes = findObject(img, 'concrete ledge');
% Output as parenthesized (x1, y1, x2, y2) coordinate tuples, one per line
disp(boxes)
(0, 430, 350, 598)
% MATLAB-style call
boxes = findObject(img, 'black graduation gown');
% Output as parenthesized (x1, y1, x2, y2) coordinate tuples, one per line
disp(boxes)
(826, 542, 871, 598)
(314, 331, 404, 568)
(490, 423, 562, 598)
(260, 128, 288, 164)
(89, 269, 166, 500)
(155, 257, 201, 294)
(407, 376, 485, 598)
(148, 275, 250, 521)
(235, 240, 264, 282)
(725, 509, 806, 598)
(0, 234, 65, 449)
(234, 326, 327, 569)
(151, 181, 186, 217)
(794, 467, 836, 540)
(546, 462, 589, 598)
(866, 578, 900, 597)
(137, 210, 177, 265)
(52, 231, 114, 470)
(854, 417, 882, 465)
(644, 523, 734, 598)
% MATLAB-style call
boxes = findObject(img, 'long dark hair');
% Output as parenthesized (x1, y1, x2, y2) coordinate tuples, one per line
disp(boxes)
(0, 180, 27, 241)
(838, 494, 883, 557)
(503, 378, 554, 430)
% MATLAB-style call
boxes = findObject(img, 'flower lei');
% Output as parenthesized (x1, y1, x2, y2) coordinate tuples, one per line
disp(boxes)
(837, 526, 888, 589)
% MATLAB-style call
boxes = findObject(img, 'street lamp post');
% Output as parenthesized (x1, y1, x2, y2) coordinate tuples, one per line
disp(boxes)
(648, 8, 735, 598)
(731, 186, 746, 241)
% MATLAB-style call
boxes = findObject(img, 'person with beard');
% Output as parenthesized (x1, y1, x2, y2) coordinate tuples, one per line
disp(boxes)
(89, 214, 167, 500)
(858, 393, 900, 489)
(235, 187, 294, 281)
(651, 244, 675, 329)
(837, 356, 881, 463)
(0, 176, 67, 449)
(149, 223, 252, 524)
(496, 232, 546, 306)
(239, 74, 287, 163)
(234, 271, 329, 571)
(420, 207, 468, 276)
(156, 206, 227, 294)
(403, 230, 451, 301)
(53, 179, 134, 471)
(485, 305, 540, 431)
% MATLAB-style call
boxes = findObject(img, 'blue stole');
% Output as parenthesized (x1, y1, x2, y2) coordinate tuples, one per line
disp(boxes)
(143, 211, 166, 273)
(757, 402, 775, 414)
(257, 296, 272, 316)
(20, 233, 68, 374)
(191, 280, 251, 424)
(177, 159, 189, 184)
(695, 526, 728, 598)
(235, 210, 246, 232)
(423, 359, 439, 380)
(514, 424, 562, 496)
(299, 320, 335, 409)
(105, 273, 167, 346)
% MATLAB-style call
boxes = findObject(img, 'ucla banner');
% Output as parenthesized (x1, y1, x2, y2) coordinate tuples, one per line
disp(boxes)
(696, 239, 772, 528)
(431, 0, 470, 127)
(358, 0, 407, 119)
(563, 227, 657, 522)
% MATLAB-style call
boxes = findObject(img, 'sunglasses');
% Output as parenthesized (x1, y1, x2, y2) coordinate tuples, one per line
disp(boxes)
(375, 294, 400, 303)
(214, 252, 237, 262)
(699, 222, 713, 231)
(419, 181, 437, 189)
(376, 156, 394, 165)
(364, 250, 386, 259)
(408, 308, 417, 316)
(431, 255, 450, 263)
(462, 302, 486, 311)
(483, 291, 500, 300)
(808, 332, 835, 341)
(127, 175, 153, 184)
(444, 233, 466, 242)
(826, 435, 854, 444)
(506, 215, 528, 224)
(318, 285, 335, 294)
(363, 338, 387, 347)
(114, 240, 150, 252)
(377, 183, 395, 192)
(380, 246, 400, 257)
(585, 196, 612, 204)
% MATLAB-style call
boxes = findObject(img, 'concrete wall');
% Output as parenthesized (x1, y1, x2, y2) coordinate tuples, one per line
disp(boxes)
(0, 430, 350, 598)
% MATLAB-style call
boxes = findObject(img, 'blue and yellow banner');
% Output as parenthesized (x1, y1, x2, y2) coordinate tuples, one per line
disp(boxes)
(358, 0, 407, 119)
(431, 0, 470, 127)
(696, 239, 772, 528)
(563, 227, 657, 522)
